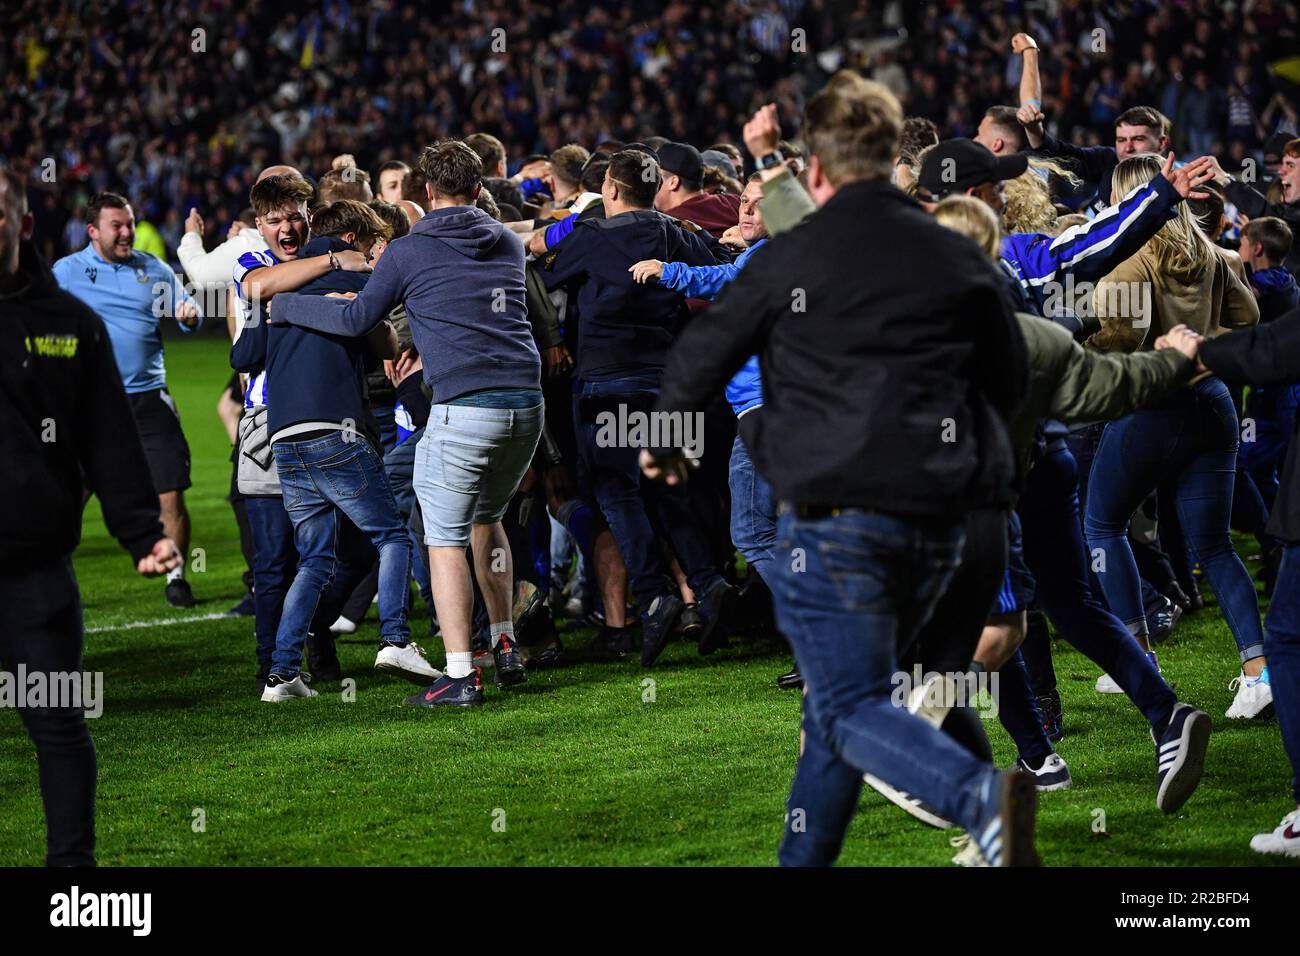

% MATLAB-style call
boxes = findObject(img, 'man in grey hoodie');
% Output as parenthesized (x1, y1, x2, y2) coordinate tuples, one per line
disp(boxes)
(271, 140, 543, 708)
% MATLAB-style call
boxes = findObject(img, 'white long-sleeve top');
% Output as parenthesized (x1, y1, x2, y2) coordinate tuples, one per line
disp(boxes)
(177, 229, 269, 292)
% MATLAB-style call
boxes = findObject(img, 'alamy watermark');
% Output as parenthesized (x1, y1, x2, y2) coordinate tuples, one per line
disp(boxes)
(0, 665, 103, 718)
(1040, 274, 1152, 326)
(890, 665, 1000, 720)
(594, 404, 705, 459)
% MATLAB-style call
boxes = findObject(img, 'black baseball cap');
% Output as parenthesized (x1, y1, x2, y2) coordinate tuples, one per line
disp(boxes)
(917, 139, 1029, 200)
(657, 142, 704, 189)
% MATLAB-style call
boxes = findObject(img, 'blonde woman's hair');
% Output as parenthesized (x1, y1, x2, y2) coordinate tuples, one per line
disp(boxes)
(1112, 153, 1213, 276)
(933, 194, 1003, 261)
(1002, 157, 1083, 236)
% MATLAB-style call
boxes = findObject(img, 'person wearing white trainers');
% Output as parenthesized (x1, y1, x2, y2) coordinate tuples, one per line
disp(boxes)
(261, 674, 319, 703)
(375, 641, 442, 682)
(329, 615, 358, 635)
(1226, 669, 1274, 719)
(1251, 809, 1300, 858)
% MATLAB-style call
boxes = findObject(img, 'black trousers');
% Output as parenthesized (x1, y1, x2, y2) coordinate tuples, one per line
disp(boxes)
(900, 505, 1011, 763)
(0, 557, 96, 866)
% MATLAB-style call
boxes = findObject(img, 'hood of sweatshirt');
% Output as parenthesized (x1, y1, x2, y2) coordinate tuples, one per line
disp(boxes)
(410, 204, 508, 260)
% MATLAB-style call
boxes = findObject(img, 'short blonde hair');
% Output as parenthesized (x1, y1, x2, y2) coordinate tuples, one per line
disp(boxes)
(933, 195, 1002, 261)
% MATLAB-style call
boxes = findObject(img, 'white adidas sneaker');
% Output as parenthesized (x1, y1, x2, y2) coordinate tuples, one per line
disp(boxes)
(375, 641, 441, 682)
(1226, 669, 1273, 719)
(863, 773, 954, 829)
(1250, 809, 1300, 857)
(261, 674, 319, 703)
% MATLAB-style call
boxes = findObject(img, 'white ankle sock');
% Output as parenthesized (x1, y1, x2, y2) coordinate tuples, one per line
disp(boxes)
(166, 565, 184, 583)
(490, 621, 515, 649)
(446, 651, 474, 679)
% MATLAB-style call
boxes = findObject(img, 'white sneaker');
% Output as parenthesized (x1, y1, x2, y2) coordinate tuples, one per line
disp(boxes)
(1250, 809, 1300, 857)
(1095, 673, 1123, 693)
(1226, 668, 1273, 719)
(863, 772, 954, 829)
(329, 615, 357, 635)
(1097, 650, 1159, 694)
(374, 642, 441, 683)
(949, 832, 988, 867)
(260, 675, 319, 702)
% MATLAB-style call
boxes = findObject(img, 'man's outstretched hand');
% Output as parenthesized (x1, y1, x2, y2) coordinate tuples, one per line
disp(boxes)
(138, 537, 182, 576)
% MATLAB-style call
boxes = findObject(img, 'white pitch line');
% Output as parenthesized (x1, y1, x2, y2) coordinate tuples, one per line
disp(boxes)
(86, 611, 234, 634)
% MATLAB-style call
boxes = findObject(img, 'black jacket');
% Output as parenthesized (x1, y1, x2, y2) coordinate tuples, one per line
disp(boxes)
(655, 179, 1029, 516)
(1200, 304, 1300, 542)
(0, 241, 164, 573)
(538, 209, 721, 385)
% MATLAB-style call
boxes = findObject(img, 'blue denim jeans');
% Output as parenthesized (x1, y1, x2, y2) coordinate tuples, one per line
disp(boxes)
(1084, 377, 1265, 663)
(772, 508, 1002, 866)
(728, 434, 778, 586)
(247, 494, 367, 670)
(384, 427, 433, 610)
(272, 432, 412, 678)
(1265, 544, 1300, 803)
(1019, 443, 1176, 730)
(574, 382, 722, 611)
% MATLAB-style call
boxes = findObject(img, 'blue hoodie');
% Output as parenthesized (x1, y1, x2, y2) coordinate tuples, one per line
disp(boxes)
(272, 205, 541, 405)
(1251, 266, 1300, 324)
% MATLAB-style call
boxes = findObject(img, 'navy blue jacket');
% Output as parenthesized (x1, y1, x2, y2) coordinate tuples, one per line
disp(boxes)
(232, 237, 376, 441)
(538, 209, 722, 386)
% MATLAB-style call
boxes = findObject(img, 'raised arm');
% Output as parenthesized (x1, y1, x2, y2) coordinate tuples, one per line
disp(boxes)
(1013, 33, 1044, 147)
(1005, 155, 1215, 301)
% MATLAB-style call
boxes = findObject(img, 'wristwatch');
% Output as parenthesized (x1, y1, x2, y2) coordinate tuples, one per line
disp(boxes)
(756, 150, 785, 171)
(328, 250, 340, 271)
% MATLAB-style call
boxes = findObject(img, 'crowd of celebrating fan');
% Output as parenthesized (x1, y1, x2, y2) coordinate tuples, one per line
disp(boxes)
(5, 2, 1300, 871)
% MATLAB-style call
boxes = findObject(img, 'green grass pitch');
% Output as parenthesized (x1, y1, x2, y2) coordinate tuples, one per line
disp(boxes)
(0, 333, 1293, 866)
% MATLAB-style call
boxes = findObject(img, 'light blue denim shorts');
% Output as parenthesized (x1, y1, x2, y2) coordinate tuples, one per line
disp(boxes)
(412, 402, 544, 547)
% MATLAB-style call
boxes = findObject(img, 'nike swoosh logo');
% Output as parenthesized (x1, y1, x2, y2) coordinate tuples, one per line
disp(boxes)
(424, 684, 455, 701)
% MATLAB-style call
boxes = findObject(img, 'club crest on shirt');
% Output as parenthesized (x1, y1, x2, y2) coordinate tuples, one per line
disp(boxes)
(85, 266, 97, 283)
(135, 265, 150, 283)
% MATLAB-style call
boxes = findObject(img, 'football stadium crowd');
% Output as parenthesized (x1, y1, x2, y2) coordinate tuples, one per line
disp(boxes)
(5, 0, 1300, 266)
(3, 0, 1300, 870)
